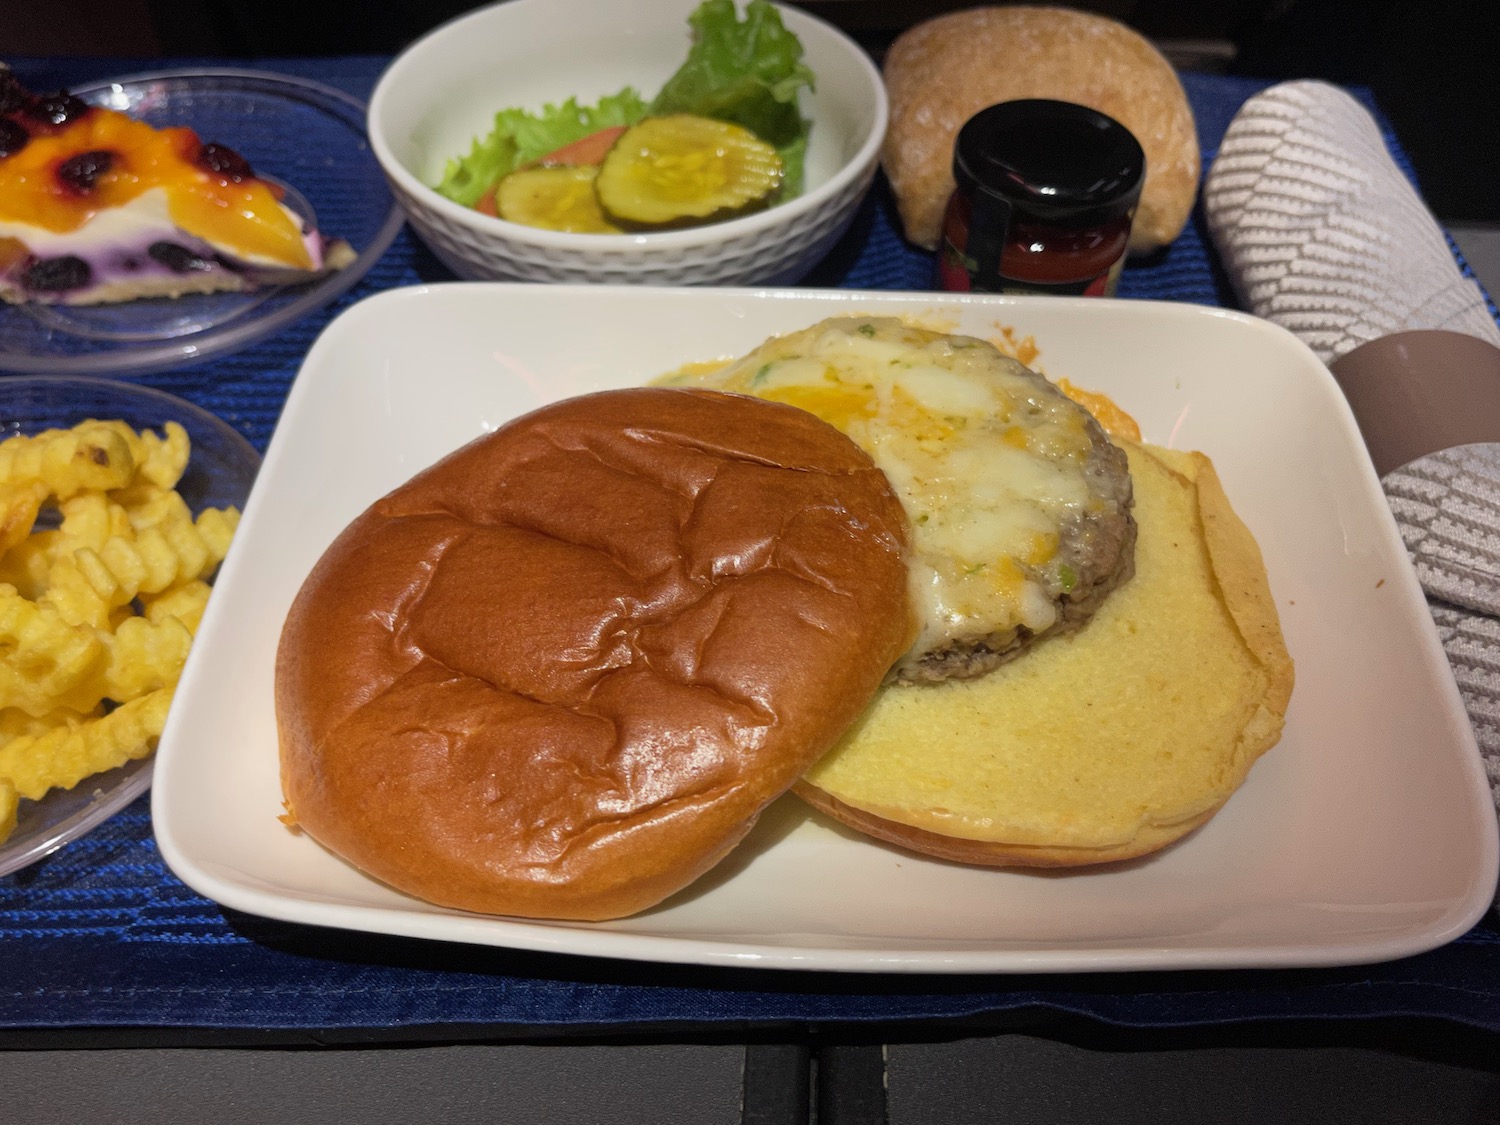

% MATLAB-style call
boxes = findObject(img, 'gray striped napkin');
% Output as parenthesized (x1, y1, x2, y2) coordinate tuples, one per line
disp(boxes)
(1203, 79, 1500, 365)
(1384, 451, 1500, 912)
(1205, 80, 1500, 910)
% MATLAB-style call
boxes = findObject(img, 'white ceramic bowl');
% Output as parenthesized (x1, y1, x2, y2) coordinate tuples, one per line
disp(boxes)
(367, 0, 887, 286)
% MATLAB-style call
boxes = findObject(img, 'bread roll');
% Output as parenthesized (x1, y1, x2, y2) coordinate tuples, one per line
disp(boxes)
(881, 6, 1200, 254)
(276, 387, 914, 920)
(796, 442, 1294, 866)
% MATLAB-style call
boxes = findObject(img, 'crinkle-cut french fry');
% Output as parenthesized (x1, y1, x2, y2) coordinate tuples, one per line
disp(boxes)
(102, 526, 200, 596)
(139, 421, 190, 491)
(96, 535, 169, 600)
(0, 778, 16, 842)
(0, 423, 136, 499)
(77, 418, 145, 458)
(0, 686, 172, 801)
(195, 507, 240, 561)
(0, 482, 47, 556)
(0, 529, 62, 600)
(36, 554, 117, 630)
(0, 491, 129, 602)
(0, 586, 104, 716)
(117, 482, 186, 531)
(37, 507, 236, 622)
(17, 612, 190, 717)
(0, 493, 134, 611)
(141, 581, 212, 635)
(89, 420, 190, 495)
(52, 614, 193, 714)
(122, 489, 239, 563)
(120, 485, 186, 539)
(155, 512, 209, 580)
(57, 492, 133, 555)
(0, 704, 103, 741)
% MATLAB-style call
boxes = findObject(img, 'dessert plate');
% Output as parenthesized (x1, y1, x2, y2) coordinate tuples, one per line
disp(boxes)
(0, 69, 404, 377)
(153, 284, 1499, 973)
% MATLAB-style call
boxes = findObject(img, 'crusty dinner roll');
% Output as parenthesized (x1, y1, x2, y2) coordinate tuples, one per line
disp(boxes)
(881, 6, 1201, 254)
(277, 387, 914, 920)
(795, 442, 1294, 867)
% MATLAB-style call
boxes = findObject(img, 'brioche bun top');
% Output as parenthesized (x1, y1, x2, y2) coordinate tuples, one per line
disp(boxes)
(276, 387, 915, 920)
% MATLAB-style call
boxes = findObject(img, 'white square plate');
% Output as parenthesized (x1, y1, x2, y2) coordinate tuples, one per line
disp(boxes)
(153, 284, 1499, 973)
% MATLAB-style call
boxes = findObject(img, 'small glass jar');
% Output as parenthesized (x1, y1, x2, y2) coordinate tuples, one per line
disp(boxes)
(938, 99, 1145, 297)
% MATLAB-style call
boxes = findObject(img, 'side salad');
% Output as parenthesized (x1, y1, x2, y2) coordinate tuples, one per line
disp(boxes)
(434, 0, 816, 233)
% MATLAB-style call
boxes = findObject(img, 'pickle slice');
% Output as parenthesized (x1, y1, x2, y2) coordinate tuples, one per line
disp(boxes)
(595, 114, 783, 229)
(494, 166, 622, 234)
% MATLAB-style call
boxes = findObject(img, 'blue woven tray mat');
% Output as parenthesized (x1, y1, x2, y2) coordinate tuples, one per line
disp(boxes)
(2, 57, 1497, 1033)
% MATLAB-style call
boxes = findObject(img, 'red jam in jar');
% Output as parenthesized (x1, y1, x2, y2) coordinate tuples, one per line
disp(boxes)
(938, 99, 1145, 297)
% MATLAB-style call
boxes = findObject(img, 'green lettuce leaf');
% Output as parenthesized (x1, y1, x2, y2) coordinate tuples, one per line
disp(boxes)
(649, 0, 815, 195)
(435, 89, 649, 208)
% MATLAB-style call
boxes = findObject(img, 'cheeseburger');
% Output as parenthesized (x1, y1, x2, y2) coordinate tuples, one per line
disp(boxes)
(277, 319, 1292, 917)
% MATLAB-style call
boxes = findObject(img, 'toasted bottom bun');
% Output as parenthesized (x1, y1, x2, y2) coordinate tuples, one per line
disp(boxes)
(792, 783, 1223, 867)
(795, 442, 1294, 867)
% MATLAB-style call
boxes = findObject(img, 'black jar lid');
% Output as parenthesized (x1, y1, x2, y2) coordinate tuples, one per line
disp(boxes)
(952, 99, 1145, 228)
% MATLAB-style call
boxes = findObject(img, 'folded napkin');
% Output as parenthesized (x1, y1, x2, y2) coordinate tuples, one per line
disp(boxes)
(1205, 79, 1500, 911)
(1385, 446, 1500, 911)
(1203, 79, 1500, 365)
(1386, 446, 1500, 621)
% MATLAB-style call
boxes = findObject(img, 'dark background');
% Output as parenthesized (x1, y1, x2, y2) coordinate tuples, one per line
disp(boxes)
(2, 0, 1497, 221)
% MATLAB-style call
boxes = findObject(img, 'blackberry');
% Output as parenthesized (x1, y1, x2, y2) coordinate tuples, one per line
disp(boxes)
(56, 149, 115, 193)
(0, 119, 27, 160)
(25, 91, 89, 128)
(148, 241, 212, 273)
(197, 142, 254, 183)
(24, 256, 92, 291)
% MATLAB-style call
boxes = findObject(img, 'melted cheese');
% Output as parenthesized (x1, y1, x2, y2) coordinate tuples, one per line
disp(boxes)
(664, 317, 1099, 659)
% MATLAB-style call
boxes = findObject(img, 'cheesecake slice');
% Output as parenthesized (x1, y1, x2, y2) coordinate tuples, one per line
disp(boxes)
(0, 66, 354, 306)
